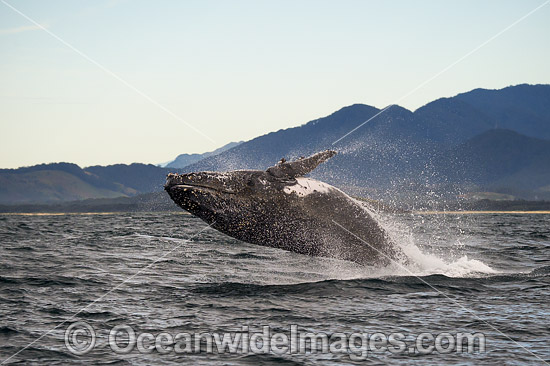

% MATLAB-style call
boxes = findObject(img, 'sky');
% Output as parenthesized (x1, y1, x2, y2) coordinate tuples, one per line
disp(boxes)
(1, 0, 549, 168)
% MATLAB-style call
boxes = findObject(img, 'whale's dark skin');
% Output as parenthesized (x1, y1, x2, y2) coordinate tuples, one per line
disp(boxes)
(165, 150, 403, 266)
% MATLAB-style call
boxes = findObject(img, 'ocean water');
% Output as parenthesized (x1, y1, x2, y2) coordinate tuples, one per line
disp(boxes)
(0, 212, 549, 365)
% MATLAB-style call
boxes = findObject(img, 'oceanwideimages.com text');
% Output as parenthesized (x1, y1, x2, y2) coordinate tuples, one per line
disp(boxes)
(65, 322, 486, 360)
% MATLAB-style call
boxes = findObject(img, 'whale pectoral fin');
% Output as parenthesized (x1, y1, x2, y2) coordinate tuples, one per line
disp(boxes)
(266, 150, 337, 178)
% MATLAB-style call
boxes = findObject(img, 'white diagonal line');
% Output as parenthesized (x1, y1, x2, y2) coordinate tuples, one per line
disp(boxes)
(332, 219, 549, 365)
(1, 0, 216, 144)
(332, 104, 395, 145)
(332, 0, 550, 145)
(0, 221, 215, 365)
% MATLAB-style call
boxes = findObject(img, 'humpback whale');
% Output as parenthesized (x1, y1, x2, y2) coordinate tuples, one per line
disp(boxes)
(165, 150, 402, 266)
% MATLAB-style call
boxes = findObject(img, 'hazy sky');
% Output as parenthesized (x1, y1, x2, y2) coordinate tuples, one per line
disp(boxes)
(1, 0, 549, 168)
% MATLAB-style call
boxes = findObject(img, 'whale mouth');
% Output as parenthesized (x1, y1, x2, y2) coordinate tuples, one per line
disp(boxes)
(168, 184, 235, 195)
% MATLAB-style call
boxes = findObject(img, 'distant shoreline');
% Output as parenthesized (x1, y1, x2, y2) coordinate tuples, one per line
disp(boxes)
(413, 210, 550, 215)
(1, 194, 549, 214)
(2, 210, 550, 216)
(0, 211, 189, 216)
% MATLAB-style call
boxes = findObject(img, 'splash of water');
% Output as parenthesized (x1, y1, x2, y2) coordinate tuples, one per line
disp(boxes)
(360, 200, 498, 278)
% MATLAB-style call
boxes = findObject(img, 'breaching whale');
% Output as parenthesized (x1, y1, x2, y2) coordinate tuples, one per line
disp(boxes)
(165, 150, 402, 266)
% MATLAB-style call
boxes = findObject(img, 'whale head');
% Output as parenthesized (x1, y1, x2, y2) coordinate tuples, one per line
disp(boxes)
(164, 150, 337, 238)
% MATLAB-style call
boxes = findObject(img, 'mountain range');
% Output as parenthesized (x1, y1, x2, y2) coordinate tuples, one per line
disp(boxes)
(1, 84, 549, 206)
(0, 163, 172, 204)
(182, 84, 550, 202)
